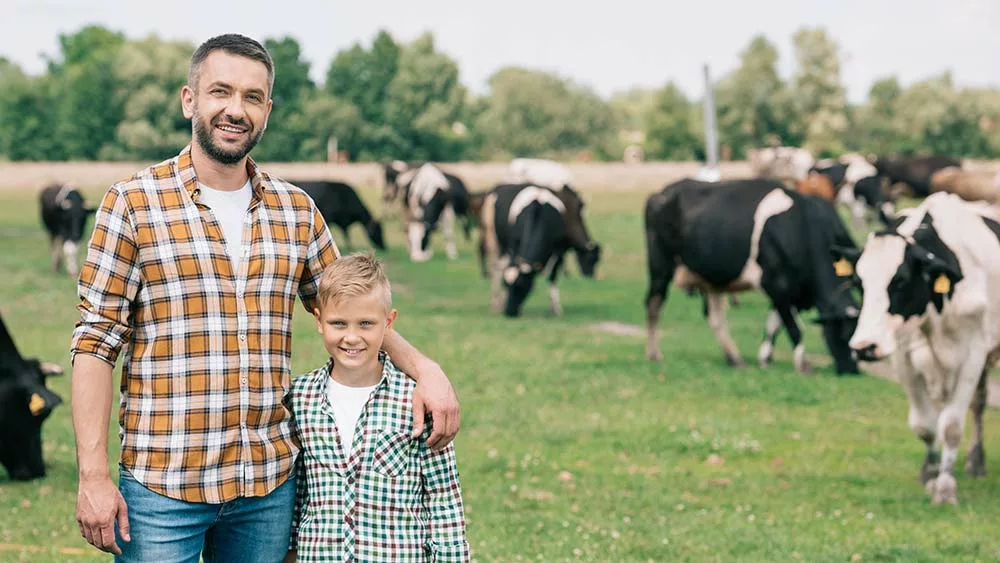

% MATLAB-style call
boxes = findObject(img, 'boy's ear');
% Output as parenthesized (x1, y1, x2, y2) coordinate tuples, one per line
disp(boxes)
(313, 307, 322, 331)
(386, 308, 398, 330)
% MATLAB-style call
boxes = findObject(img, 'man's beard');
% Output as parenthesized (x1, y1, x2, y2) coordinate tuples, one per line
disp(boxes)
(193, 110, 264, 165)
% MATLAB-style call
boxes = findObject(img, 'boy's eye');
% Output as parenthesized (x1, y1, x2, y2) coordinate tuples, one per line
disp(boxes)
(360, 321, 374, 328)
(330, 320, 346, 327)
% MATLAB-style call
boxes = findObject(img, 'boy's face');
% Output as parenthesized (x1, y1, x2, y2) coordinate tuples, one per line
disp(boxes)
(314, 289, 396, 374)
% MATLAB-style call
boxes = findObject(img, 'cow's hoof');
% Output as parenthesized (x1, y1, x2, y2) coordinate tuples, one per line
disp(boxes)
(920, 460, 940, 485)
(965, 444, 986, 478)
(725, 355, 746, 368)
(930, 474, 958, 506)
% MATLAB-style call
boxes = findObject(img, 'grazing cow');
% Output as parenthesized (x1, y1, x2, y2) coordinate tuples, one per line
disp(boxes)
(849, 175, 897, 227)
(796, 173, 837, 202)
(392, 163, 471, 262)
(381, 160, 425, 219)
(748, 146, 815, 186)
(504, 158, 575, 191)
(39, 184, 96, 278)
(294, 180, 385, 250)
(928, 167, 1000, 204)
(0, 314, 64, 480)
(874, 155, 962, 198)
(479, 184, 601, 317)
(833, 192, 1000, 505)
(644, 178, 861, 375)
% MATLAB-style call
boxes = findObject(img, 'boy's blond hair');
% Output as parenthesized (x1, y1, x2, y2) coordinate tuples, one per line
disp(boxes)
(316, 252, 392, 311)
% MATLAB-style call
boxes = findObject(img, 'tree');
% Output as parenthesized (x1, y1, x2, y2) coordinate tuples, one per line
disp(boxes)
(791, 27, 847, 156)
(644, 82, 701, 160)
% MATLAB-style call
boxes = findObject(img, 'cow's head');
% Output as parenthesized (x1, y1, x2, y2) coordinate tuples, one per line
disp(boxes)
(382, 161, 408, 203)
(366, 219, 386, 250)
(554, 186, 602, 278)
(0, 317, 64, 481)
(833, 211, 962, 362)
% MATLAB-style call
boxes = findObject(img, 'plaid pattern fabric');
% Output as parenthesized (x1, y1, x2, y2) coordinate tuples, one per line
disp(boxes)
(70, 144, 339, 504)
(288, 353, 469, 562)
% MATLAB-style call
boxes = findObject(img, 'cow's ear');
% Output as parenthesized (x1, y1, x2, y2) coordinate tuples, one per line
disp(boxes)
(912, 247, 962, 294)
(830, 245, 861, 277)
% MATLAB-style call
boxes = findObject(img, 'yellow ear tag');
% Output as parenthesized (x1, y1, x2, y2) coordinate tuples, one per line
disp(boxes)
(833, 257, 853, 277)
(29, 393, 46, 416)
(933, 273, 951, 294)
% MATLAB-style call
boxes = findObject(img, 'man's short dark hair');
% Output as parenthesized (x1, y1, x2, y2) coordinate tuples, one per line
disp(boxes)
(188, 33, 274, 95)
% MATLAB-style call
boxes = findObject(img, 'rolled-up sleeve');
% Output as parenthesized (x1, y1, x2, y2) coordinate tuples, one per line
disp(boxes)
(70, 185, 141, 365)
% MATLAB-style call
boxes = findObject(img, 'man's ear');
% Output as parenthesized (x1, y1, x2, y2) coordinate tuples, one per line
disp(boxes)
(181, 84, 196, 119)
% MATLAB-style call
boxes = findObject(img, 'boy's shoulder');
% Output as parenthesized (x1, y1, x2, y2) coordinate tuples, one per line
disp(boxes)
(289, 361, 332, 401)
(381, 353, 416, 398)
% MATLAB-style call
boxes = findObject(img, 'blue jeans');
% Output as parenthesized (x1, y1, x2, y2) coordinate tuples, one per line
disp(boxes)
(115, 465, 295, 563)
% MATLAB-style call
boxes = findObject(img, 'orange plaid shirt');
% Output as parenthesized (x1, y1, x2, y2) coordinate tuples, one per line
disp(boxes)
(70, 144, 339, 503)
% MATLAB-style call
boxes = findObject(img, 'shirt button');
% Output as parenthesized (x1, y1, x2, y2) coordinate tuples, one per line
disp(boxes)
(239, 333, 247, 342)
(241, 377, 248, 384)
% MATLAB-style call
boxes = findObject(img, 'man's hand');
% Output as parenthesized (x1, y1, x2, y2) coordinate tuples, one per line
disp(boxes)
(411, 360, 460, 450)
(76, 475, 130, 555)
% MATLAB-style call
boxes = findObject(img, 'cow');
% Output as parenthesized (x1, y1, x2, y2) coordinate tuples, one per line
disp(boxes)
(381, 160, 425, 219)
(748, 146, 814, 187)
(391, 163, 473, 262)
(479, 183, 602, 317)
(873, 155, 962, 198)
(644, 178, 861, 375)
(293, 180, 386, 250)
(810, 158, 848, 189)
(0, 313, 64, 480)
(795, 173, 837, 202)
(832, 192, 1000, 505)
(39, 183, 96, 278)
(504, 158, 574, 191)
(928, 167, 1000, 204)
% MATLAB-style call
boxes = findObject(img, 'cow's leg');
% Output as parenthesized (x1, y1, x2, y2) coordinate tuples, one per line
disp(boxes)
(929, 354, 987, 505)
(340, 225, 353, 250)
(706, 291, 745, 367)
(63, 239, 80, 278)
(50, 235, 64, 272)
(544, 254, 565, 316)
(644, 236, 674, 362)
(442, 204, 458, 260)
(895, 353, 942, 485)
(964, 370, 988, 478)
(756, 308, 783, 369)
(774, 304, 810, 374)
(480, 194, 505, 313)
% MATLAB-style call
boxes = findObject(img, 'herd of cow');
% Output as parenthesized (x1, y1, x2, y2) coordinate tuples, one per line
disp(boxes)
(3, 152, 999, 507)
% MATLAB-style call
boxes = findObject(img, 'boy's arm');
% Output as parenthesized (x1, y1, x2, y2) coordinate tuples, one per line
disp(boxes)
(288, 455, 307, 553)
(382, 329, 460, 451)
(420, 439, 470, 562)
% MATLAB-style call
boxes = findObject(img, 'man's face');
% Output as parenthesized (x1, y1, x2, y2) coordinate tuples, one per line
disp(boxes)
(181, 50, 272, 165)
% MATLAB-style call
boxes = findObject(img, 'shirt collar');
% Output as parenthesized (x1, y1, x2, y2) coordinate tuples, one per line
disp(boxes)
(175, 143, 269, 203)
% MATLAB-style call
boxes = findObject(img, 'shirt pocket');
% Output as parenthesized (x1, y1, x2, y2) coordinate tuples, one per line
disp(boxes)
(370, 431, 415, 477)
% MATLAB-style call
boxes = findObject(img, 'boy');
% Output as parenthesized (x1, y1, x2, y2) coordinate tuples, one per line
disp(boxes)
(285, 252, 469, 562)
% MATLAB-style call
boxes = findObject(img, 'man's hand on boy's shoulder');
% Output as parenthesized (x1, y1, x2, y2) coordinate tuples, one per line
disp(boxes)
(411, 360, 460, 451)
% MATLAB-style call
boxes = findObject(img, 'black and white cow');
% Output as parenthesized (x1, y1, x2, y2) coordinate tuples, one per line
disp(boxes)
(832, 192, 1000, 505)
(0, 313, 64, 480)
(393, 163, 472, 262)
(39, 184, 96, 278)
(644, 178, 861, 375)
(874, 155, 962, 198)
(382, 160, 425, 219)
(294, 180, 386, 250)
(479, 184, 602, 317)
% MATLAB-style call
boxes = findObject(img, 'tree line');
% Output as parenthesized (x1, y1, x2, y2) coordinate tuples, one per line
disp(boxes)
(1, 25, 999, 163)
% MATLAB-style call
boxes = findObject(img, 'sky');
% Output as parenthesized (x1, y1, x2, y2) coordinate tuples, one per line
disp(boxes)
(2, 0, 998, 104)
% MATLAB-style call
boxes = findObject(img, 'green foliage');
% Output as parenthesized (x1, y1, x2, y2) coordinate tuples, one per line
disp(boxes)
(2, 24, 1000, 162)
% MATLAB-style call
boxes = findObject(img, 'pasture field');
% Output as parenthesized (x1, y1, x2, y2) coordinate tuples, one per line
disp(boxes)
(2, 165, 1000, 562)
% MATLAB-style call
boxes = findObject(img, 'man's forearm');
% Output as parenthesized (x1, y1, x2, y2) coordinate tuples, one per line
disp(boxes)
(72, 354, 115, 479)
(382, 329, 435, 382)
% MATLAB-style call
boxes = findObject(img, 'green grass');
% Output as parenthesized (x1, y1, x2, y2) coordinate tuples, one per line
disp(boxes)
(1, 183, 999, 562)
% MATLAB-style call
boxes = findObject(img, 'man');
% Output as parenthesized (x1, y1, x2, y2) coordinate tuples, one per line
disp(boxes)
(70, 34, 460, 562)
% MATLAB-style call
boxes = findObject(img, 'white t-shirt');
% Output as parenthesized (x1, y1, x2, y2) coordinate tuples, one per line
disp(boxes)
(326, 377, 378, 451)
(197, 180, 252, 273)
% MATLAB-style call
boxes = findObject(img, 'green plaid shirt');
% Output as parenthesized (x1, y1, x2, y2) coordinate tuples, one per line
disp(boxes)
(286, 353, 469, 562)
